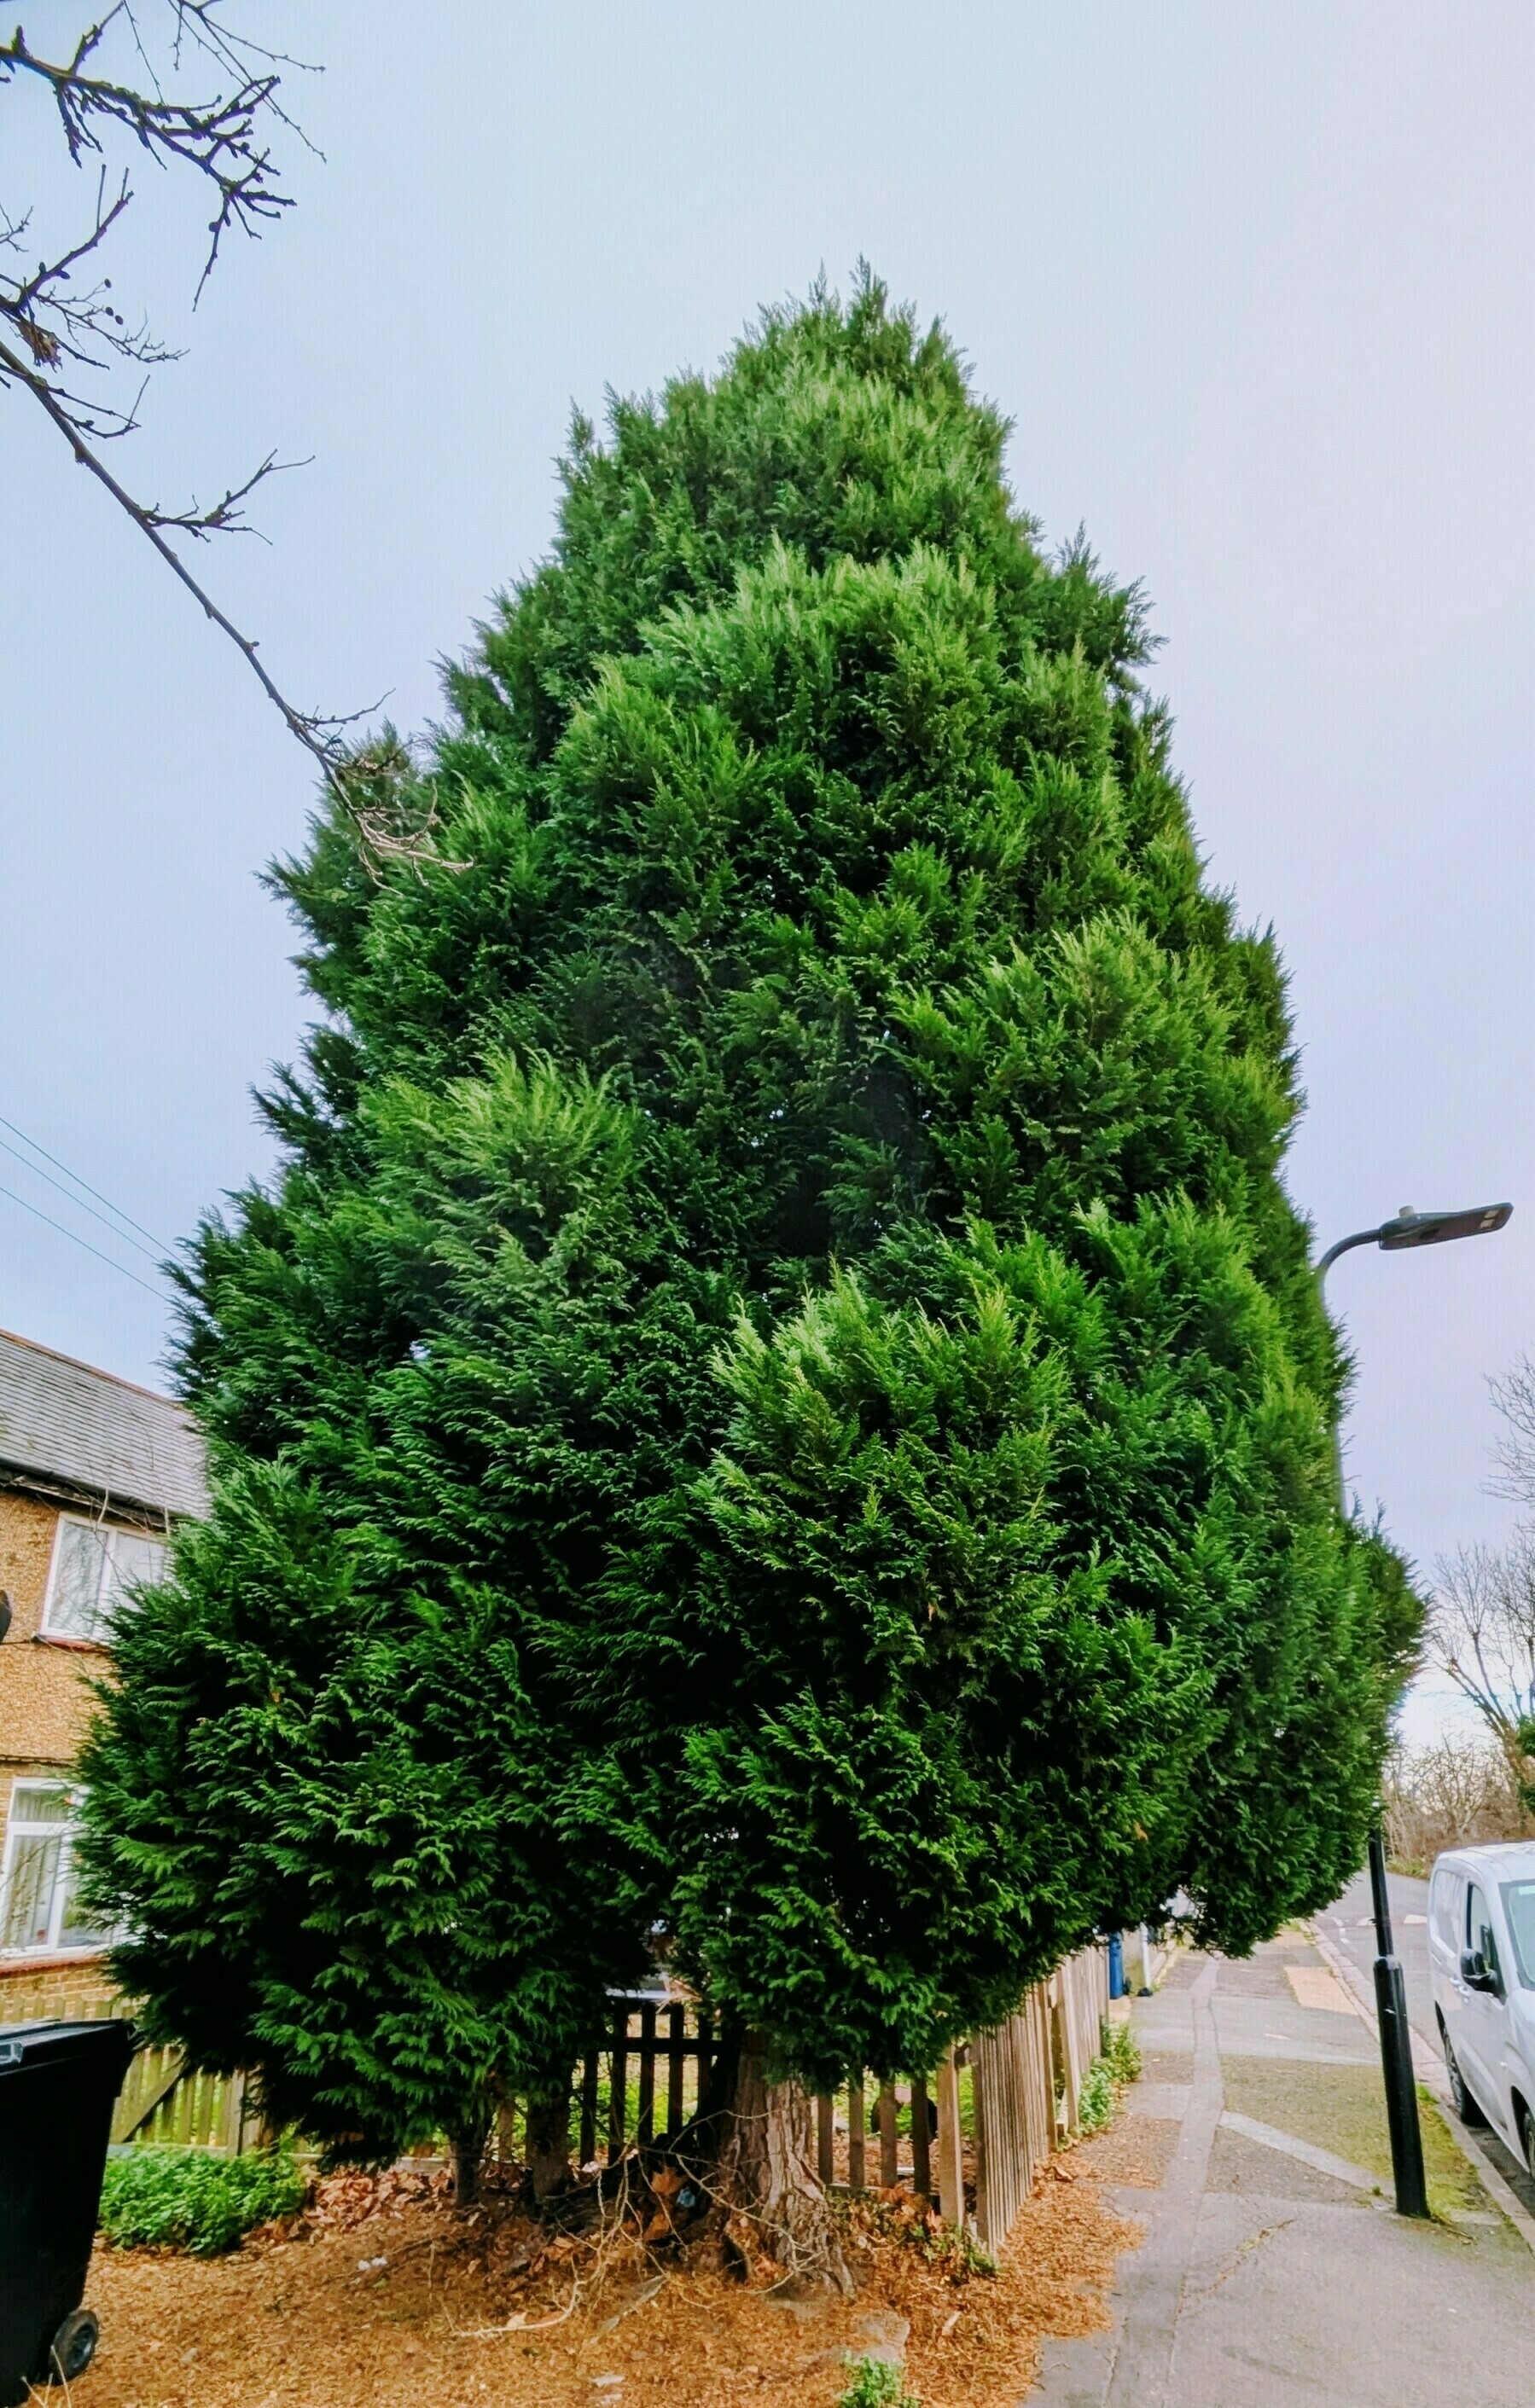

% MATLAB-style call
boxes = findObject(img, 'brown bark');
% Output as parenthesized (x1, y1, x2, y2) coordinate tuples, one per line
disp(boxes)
(448, 2094, 492, 2206)
(525, 2088, 573, 2203)
(716, 2030, 851, 2291)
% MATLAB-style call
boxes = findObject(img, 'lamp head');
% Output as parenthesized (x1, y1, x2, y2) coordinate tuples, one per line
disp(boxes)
(1377, 1203, 1513, 1251)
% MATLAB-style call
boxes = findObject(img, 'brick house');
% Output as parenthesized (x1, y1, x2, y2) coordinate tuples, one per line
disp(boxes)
(0, 1327, 206, 2020)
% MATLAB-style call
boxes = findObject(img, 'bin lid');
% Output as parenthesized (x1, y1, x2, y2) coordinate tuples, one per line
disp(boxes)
(0, 2019, 136, 2074)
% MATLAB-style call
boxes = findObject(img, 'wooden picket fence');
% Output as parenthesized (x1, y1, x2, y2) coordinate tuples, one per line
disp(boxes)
(554, 1994, 725, 2166)
(968, 1943, 1111, 2247)
(100, 1945, 1114, 2257)
(808, 1941, 1112, 2250)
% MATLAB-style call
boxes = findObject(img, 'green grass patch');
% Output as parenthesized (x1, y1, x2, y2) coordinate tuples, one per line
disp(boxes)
(100, 2145, 308, 2254)
(1219, 2057, 1480, 2219)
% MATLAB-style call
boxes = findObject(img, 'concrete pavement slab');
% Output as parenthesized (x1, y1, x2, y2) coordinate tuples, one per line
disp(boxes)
(1218, 2108, 1381, 2191)
(1029, 1920, 1532, 2407)
(1171, 2190, 1528, 2407)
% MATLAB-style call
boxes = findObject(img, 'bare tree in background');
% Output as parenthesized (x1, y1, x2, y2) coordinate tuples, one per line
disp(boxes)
(1384, 1732, 1527, 1871)
(2, 3, 440, 867)
(1427, 1533, 1535, 1819)
(1488, 1355, 1535, 1511)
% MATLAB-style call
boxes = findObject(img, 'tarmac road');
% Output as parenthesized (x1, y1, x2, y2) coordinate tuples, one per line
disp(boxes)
(1321, 1864, 1433, 2045)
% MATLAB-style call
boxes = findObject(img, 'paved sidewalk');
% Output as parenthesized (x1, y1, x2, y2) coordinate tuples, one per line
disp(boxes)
(1032, 1922, 1532, 2407)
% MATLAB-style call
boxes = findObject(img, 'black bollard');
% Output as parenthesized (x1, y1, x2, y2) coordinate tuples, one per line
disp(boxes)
(1368, 1829, 1429, 2219)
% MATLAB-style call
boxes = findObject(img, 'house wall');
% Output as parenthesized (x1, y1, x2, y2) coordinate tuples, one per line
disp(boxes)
(0, 1487, 131, 2015)
(0, 1486, 107, 1781)
(0, 1954, 124, 2022)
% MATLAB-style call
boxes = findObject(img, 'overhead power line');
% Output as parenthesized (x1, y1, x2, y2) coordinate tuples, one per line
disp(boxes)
(0, 1111, 168, 1254)
(0, 1134, 166, 1267)
(0, 1178, 172, 1302)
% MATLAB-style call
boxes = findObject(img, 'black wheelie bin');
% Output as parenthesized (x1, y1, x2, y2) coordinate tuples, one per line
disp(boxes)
(0, 2020, 136, 2402)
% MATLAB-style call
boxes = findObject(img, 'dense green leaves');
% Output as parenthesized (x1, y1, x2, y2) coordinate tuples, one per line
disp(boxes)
(98, 2146, 307, 2255)
(81, 271, 1418, 2135)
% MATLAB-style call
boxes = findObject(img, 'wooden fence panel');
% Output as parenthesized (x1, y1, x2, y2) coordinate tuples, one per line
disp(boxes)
(847, 2074, 866, 2188)
(1061, 1947, 1108, 2098)
(574, 1995, 724, 2168)
(111, 2042, 184, 2146)
(104, 1953, 1110, 2209)
(935, 2045, 964, 2225)
(910, 2073, 932, 2199)
(971, 1941, 1110, 2252)
(113, 2049, 238, 2151)
(1022, 1982, 1054, 2174)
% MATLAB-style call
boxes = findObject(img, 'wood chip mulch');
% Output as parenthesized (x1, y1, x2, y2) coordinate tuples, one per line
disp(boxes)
(1073, 2114, 1182, 2191)
(78, 2144, 1145, 2408)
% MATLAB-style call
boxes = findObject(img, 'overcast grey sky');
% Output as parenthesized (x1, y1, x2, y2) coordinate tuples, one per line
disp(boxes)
(5, 3, 1532, 1736)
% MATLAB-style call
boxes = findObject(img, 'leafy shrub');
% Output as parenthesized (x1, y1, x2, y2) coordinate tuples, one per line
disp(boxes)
(838, 2361, 920, 2408)
(1103, 2018, 1142, 2086)
(1077, 2058, 1115, 2133)
(99, 2145, 307, 2254)
(1077, 2015, 1143, 2132)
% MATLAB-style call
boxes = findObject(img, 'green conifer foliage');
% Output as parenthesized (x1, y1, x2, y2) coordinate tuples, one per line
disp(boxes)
(81, 276, 1418, 2138)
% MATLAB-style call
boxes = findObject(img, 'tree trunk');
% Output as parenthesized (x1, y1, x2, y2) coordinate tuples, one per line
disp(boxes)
(715, 2029, 851, 2291)
(525, 2087, 573, 2203)
(448, 2098, 492, 2207)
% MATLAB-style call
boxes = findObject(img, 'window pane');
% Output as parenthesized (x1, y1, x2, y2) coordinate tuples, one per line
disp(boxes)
(56, 1845, 109, 1952)
(46, 1521, 108, 1639)
(1, 1832, 62, 1949)
(9, 1786, 73, 1826)
(102, 1530, 166, 1628)
(1468, 1883, 1501, 1976)
(1501, 1883, 1535, 1988)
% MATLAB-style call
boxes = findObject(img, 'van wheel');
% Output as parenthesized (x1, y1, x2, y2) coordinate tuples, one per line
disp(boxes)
(1517, 2102, 1535, 2183)
(1445, 2039, 1487, 2127)
(49, 2310, 99, 2383)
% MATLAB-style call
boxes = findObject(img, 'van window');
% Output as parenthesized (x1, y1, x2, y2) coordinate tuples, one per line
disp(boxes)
(1468, 1883, 1503, 1984)
(1431, 1869, 1463, 1950)
(1500, 1882, 1535, 1989)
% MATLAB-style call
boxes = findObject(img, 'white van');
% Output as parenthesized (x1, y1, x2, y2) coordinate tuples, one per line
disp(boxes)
(1428, 1841, 1535, 2172)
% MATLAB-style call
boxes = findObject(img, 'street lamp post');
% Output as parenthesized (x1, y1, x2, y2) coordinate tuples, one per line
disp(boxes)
(1318, 1200, 1512, 2219)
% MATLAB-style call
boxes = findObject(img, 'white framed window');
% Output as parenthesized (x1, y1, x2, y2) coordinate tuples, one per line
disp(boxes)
(0, 1782, 108, 1954)
(40, 1515, 166, 1644)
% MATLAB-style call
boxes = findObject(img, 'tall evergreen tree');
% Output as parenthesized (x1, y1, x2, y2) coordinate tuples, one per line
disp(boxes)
(81, 274, 1419, 2230)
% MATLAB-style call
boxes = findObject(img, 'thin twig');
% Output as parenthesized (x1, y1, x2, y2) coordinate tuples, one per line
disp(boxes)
(2, 327, 333, 756)
(2, 7, 451, 871)
(3, 13, 292, 293)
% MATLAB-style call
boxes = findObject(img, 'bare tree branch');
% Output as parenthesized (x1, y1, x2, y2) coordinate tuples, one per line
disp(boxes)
(1427, 1534, 1535, 1807)
(2, 8, 291, 294)
(1384, 1729, 1530, 1862)
(2, 7, 454, 873)
(3, 323, 331, 743)
(1488, 1355, 1535, 1506)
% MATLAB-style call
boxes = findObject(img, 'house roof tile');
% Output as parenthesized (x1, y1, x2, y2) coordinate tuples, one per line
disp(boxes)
(0, 1327, 206, 1521)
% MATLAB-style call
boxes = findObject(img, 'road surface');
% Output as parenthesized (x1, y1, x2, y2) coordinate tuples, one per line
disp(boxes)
(1321, 1865, 1433, 2043)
